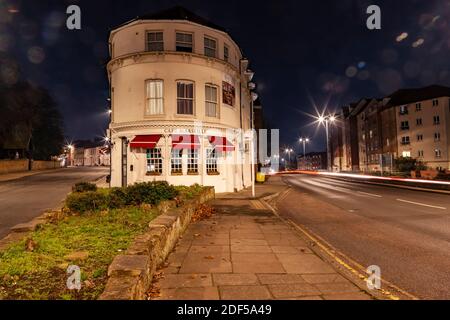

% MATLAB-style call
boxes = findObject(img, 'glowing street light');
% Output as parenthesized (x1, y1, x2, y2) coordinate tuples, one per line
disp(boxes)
(299, 138, 310, 158)
(317, 114, 336, 171)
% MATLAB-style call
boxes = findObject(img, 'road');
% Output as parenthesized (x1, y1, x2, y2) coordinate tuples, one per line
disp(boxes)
(0, 167, 109, 238)
(277, 174, 450, 300)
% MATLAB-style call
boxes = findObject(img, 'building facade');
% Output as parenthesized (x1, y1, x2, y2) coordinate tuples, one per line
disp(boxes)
(107, 7, 256, 193)
(297, 152, 327, 171)
(389, 86, 450, 170)
(332, 85, 450, 173)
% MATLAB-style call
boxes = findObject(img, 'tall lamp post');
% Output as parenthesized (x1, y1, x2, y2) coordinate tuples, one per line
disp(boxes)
(318, 115, 336, 171)
(285, 148, 293, 170)
(299, 138, 309, 170)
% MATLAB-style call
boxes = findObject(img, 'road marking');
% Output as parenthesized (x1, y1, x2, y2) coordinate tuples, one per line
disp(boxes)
(396, 199, 447, 210)
(357, 191, 382, 198)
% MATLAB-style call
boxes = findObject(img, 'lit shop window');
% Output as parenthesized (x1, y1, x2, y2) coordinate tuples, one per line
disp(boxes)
(171, 149, 183, 175)
(204, 36, 217, 58)
(176, 32, 193, 53)
(146, 148, 162, 175)
(145, 80, 164, 115)
(146, 32, 164, 52)
(206, 148, 219, 175)
(205, 84, 218, 117)
(187, 149, 199, 175)
(177, 81, 194, 115)
(402, 151, 411, 158)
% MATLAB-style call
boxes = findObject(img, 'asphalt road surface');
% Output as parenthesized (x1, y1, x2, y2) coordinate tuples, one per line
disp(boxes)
(278, 174, 450, 300)
(0, 167, 109, 239)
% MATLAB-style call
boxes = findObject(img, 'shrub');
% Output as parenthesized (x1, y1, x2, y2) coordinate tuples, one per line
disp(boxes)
(126, 181, 178, 205)
(72, 182, 97, 193)
(66, 191, 108, 213)
(107, 188, 128, 209)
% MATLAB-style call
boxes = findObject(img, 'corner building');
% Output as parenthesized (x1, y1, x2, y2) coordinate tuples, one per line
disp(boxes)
(107, 7, 255, 192)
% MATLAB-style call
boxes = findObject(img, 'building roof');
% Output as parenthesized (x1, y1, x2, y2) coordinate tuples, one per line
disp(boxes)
(386, 85, 450, 107)
(119, 6, 227, 33)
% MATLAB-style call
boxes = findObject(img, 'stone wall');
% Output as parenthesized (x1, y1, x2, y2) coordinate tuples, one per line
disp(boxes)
(99, 187, 215, 300)
(0, 160, 62, 174)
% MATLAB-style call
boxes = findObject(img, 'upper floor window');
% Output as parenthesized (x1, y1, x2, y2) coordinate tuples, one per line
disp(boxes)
(400, 121, 409, 130)
(415, 103, 422, 111)
(204, 36, 217, 58)
(146, 32, 164, 52)
(418, 150, 424, 157)
(399, 105, 408, 115)
(433, 115, 440, 125)
(176, 32, 193, 53)
(435, 132, 441, 142)
(432, 99, 439, 106)
(224, 45, 229, 62)
(417, 134, 423, 142)
(401, 136, 410, 145)
(177, 81, 194, 115)
(435, 149, 442, 158)
(205, 84, 218, 117)
(146, 148, 162, 175)
(145, 80, 164, 115)
(416, 118, 423, 126)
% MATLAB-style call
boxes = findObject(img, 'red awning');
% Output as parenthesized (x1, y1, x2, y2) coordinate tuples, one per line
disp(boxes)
(208, 136, 235, 152)
(172, 135, 200, 150)
(130, 135, 161, 149)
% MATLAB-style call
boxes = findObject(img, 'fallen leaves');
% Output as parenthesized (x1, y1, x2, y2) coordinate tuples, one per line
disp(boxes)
(191, 204, 216, 222)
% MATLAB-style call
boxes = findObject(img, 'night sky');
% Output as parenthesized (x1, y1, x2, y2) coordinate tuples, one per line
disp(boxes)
(1, 0, 449, 153)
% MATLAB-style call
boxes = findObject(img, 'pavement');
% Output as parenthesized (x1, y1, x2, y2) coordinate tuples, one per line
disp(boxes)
(279, 174, 450, 300)
(0, 166, 109, 238)
(152, 177, 373, 300)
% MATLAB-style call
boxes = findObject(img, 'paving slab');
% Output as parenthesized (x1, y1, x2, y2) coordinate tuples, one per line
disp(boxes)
(219, 285, 272, 300)
(150, 180, 374, 300)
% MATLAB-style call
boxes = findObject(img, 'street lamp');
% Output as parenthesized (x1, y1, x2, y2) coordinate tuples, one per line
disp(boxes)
(285, 148, 293, 169)
(299, 138, 310, 158)
(318, 115, 336, 171)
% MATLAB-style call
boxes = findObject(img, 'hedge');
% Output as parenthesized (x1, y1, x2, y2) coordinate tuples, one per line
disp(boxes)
(66, 181, 179, 213)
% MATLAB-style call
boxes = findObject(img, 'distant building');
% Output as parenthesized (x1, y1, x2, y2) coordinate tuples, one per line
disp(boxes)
(72, 140, 110, 167)
(297, 152, 327, 171)
(331, 85, 450, 173)
(388, 85, 450, 170)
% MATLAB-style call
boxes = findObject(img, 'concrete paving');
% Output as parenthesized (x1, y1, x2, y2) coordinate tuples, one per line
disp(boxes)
(0, 167, 109, 238)
(152, 177, 372, 300)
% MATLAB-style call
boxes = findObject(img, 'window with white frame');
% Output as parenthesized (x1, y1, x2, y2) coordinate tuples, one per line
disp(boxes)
(418, 150, 424, 157)
(171, 149, 183, 174)
(400, 105, 408, 115)
(204, 36, 217, 57)
(435, 132, 441, 141)
(224, 44, 229, 62)
(434, 115, 440, 125)
(187, 149, 198, 174)
(146, 148, 162, 174)
(432, 99, 439, 106)
(145, 80, 164, 115)
(417, 134, 423, 142)
(206, 148, 219, 174)
(176, 32, 193, 52)
(205, 84, 218, 117)
(435, 149, 442, 158)
(177, 81, 194, 115)
(415, 103, 422, 111)
(401, 136, 410, 145)
(416, 118, 422, 126)
(146, 32, 164, 51)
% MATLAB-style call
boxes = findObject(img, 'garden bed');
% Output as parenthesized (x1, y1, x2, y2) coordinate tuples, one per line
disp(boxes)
(0, 182, 209, 300)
